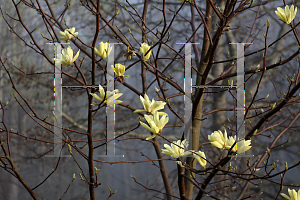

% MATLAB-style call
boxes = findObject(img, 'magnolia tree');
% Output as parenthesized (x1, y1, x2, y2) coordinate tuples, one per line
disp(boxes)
(0, 0, 300, 200)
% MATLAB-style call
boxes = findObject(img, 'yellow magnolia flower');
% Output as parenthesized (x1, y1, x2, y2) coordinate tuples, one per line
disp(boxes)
(90, 85, 122, 106)
(61, 46, 80, 66)
(60, 27, 78, 40)
(281, 188, 300, 200)
(134, 94, 167, 116)
(208, 129, 251, 154)
(226, 137, 252, 154)
(94, 42, 112, 59)
(225, 134, 236, 150)
(162, 139, 191, 158)
(236, 140, 252, 154)
(208, 130, 228, 149)
(192, 150, 207, 168)
(275, 5, 297, 24)
(111, 64, 125, 77)
(140, 111, 168, 140)
(140, 43, 152, 61)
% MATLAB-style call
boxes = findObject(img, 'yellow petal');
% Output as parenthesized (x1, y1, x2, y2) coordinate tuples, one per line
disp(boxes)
(146, 134, 157, 140)
(292, 189, 297, 199)
(158, 112, 168, 116)
(133, 109, 147, 113)
(161, 115, 169, 128)
(210, 141, 224, 149)
(70, 27, 75, 34)
(67, 46, 73, 58)
(144, 94, 150, 102)
(144, 115, 153, 125)
(193, 151, 206, 168)
(90, 93, 103, 102)
(281, 193, 291, 200)
(139, 95, 145, 104)
(151, 101, 166, 113)
(154, 111, 159, 127)
(120, 64, 125, 75)
(99, 85, 105, 99)
(140, 121, 153, 133)
(276, 8, 288, 22)
(94, 47, 100, 56)
(143, 101, 151, 112)
(61, 59, 69, 66)
(163, 144, 174, 153)
(72, 50, 80, 63)
(114, 100, 122, 105)
(114, 92, 123, 100)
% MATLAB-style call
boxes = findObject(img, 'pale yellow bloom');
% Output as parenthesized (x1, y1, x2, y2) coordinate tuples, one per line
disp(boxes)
(208, 129, 251, 154)
(61, 46, 80, 66)
(90, 85, 122, 106)
(162, 139, 191, 158)
(281, 188, 300, 200)
(275, 5, 297, 24)
(236, 139, 251, 154)
(134, 94, 167, 116)
(60, 27, 78, 40)
(94, 42, 112, 59)
(225, 134, 236, 150)
(111, 64, 125, 77)
(140, 111, 168, 140)
(140, 43, 152, 61)
(208, 130, 228, 149)
(192, 150, 207, 168)
(226, 137, 252, 154)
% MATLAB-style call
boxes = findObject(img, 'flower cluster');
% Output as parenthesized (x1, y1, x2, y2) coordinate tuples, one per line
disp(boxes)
(161, 139, 206, 168)
(57, 29, 153, 80)
(134, 93, 168, 139)
(208, 129, 251, 154)
(55, 27, 261, 175)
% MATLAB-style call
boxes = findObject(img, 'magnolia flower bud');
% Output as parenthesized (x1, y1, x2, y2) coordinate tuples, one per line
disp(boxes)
(140, 43, 152, 61)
